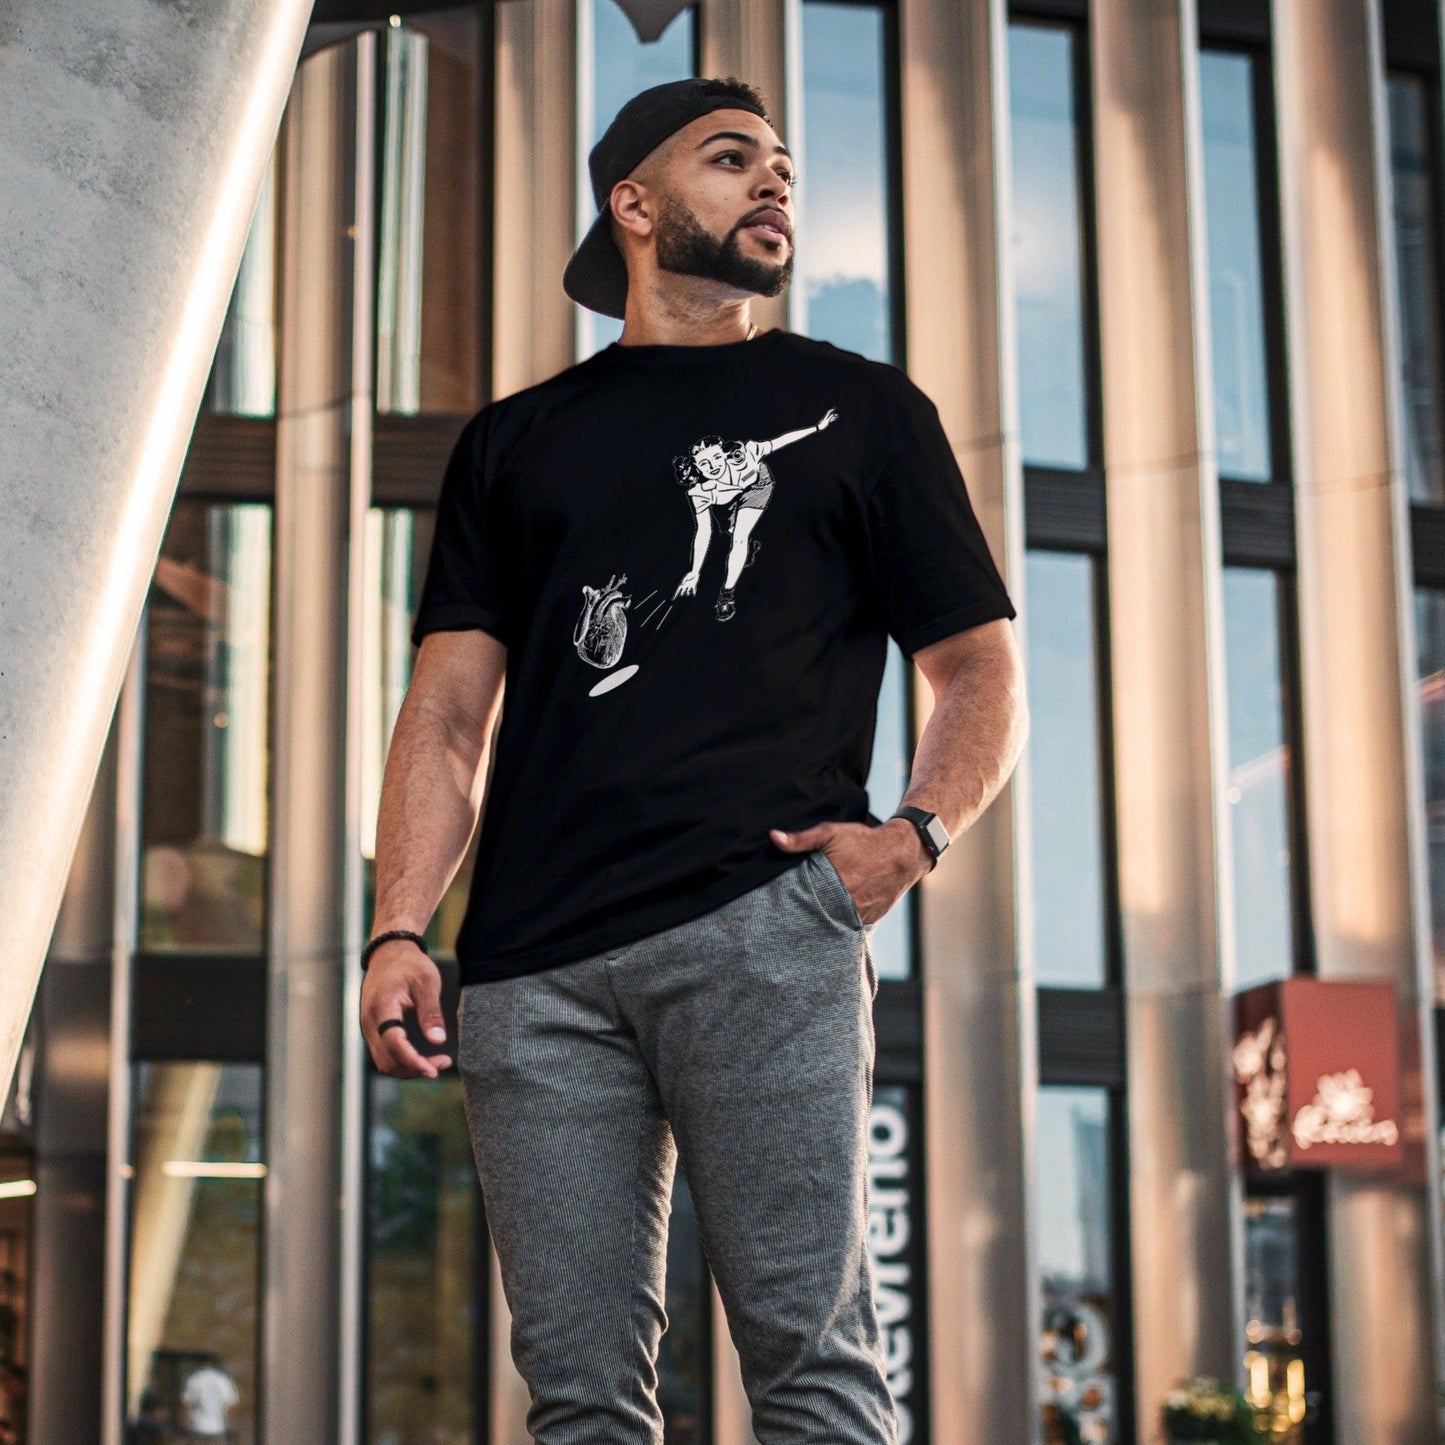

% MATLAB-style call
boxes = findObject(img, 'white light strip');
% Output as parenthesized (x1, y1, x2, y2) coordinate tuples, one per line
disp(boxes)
(161, 1161, 267, 1179)
(0, 1179, 37, 1200)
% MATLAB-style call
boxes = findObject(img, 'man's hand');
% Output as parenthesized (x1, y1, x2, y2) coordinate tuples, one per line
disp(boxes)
(768, 818, 931, 925)
(360, 939, 452, 1079)
(675, 570, 700, 598)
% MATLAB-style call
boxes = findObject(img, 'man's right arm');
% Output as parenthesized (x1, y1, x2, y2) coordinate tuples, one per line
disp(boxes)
(360, 628, 507, 1078)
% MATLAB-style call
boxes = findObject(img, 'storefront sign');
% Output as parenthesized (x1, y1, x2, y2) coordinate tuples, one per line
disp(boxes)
(868, 1086, 928, 1444)
(1232, 977, 1401, 1171)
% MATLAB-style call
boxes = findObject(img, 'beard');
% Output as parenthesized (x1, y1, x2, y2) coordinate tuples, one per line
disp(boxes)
(653, 191, 793, 299)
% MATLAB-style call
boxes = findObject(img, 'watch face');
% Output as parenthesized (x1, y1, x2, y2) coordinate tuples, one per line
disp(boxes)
(923, 814, 950, 851)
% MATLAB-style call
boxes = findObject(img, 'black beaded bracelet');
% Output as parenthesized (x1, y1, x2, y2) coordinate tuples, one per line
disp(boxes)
(361, 929, 429, 972)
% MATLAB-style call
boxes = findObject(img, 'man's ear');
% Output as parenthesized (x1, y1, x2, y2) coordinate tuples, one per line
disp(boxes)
(610, 179, 654, 245)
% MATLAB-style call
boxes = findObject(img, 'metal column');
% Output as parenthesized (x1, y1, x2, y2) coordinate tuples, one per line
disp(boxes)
(1090, 0, 1245, 1424)
(0, 0, 312, 1107)
(895, 2, 1038, 1440)
(262, 34, 374, 1444)
(1271, 0, 1444, 1435)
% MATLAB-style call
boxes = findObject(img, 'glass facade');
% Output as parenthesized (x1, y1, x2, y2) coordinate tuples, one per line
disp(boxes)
(1221, 567, 1296, 988)
(125, 1063, 264, 1444)
(1024, 551, 1109, 988)
(376, 9, 491, 415)
(366, 1074, 480, 1443)
(1199, 49, 1274, 483)
(207, 149, 278, 418)
(1242, 1195, 1307, 1439)
(141, 503, 273, 954)
(1415, 588, 1445, 998)
(1036, 1087, 1117, 1445)
(1386, 72, 1445, 507)
(1007, 20, 1091, 472)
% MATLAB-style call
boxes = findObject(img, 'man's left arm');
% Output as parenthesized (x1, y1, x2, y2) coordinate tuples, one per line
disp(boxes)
(769, 617, 1028, 922)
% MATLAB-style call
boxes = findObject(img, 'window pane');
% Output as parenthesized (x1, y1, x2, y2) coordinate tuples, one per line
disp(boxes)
(1037, 1087, 1119, 1445)
(367, 1074, 479, 1443)
(1221, 568, 1295, 987)
(578, 1, 697, 357)
(142, 503, 272, 953)
(207, 148, 278, 417)
(1007, 22, 1091, 471)
(1026, 552, 1108, 986)
(797, 1, 892, 362)
(867, 642, 915, 980)
(362, 508, 477, 959)
(658, 1167, 706, 1442)
(1199, 50, 1273, 483)
(1242, 1195, 1308, 1433)
(1414, 589, 1445, 999)
(126, 1062, 263, 1445)
(1386, 73, 1445, 505)
(376, 10, 489, 414)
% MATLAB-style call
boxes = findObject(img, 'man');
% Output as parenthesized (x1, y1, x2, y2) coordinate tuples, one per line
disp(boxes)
(361, 75, 1026, 1445)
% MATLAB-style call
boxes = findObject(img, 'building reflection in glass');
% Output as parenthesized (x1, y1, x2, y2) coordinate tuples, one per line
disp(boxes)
(207, 147, 278, 418)
(1007, 20, 1091, 472)
(366, 1075, 479, 1443)
(125, 1063, 264, 1445)
(141, 503, 272, 953)
(1242, 1195, 1306, 1442)
(1386, 72, 1445, 506)
(1036, 1087, 1116, 1445)
(1199, 49, 1273, 483)
(1025, 552, 1108, 987)
(376, 9, 489, 415)
(1414, 588, 1445, 998)
(1221, 568, 1295, 988)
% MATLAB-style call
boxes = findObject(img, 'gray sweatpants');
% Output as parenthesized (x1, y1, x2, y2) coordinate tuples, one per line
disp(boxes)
(457, 849, 899, 1445)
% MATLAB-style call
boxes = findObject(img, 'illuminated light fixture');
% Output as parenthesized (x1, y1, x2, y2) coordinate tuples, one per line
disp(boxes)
(0, 1180, 37, 1200)
(389, 13, 400, 25)
(162, 1161, 267, 1179)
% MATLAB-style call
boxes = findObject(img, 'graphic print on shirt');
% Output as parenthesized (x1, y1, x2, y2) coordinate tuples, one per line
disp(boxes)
(572, 406, 839, 697)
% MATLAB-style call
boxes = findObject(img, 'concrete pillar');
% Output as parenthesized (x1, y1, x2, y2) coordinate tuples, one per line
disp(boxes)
(1089, 0, 1245, 1424)
(895, 2, 1037, 1441)
(1270, 0, 1443, 1435)
(493, 0, 578, 395)
(0, 0, 313, 1108)
(262, 34, 374, 1443)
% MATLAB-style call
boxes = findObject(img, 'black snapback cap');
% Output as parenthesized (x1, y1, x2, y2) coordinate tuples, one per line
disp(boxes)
(563, 77, 772, 321)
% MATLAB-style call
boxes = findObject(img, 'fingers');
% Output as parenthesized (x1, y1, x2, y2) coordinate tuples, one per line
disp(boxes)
(361, 967, 451, 1080)
(769, 821, 837, 852)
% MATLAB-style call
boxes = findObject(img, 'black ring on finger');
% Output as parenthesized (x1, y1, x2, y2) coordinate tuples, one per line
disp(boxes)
(377, 1018, 405, 1035)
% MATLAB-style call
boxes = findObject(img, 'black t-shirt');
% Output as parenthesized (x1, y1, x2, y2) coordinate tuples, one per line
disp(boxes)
(411, 327, 1016, 985)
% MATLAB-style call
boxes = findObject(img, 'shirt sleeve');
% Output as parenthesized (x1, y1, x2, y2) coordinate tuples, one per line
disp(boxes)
(410, 409, 512, 649)
(865, 371, 1016, 657)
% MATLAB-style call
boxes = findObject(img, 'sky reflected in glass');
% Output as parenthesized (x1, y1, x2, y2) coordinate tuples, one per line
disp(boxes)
(1025, 552, 1108, 987)
(1222, 568, 1294, 986)
(1007, 22, 1090, 471)
(1199, 50, 1273, 483)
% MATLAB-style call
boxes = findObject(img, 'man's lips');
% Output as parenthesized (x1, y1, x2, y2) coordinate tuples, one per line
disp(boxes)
(742, 213, 790, 243)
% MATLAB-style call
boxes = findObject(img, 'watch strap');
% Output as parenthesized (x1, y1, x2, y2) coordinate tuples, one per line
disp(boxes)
(890, 805, 949, 869)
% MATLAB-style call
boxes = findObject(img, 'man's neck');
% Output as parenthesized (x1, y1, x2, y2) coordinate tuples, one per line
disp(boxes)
(615, 290, 759, 348)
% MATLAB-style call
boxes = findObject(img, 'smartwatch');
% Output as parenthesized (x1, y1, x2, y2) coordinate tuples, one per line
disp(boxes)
(890, 805, 951, 870)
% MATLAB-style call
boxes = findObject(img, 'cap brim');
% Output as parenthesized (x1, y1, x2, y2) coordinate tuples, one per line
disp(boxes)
(563, 208, 629, 320)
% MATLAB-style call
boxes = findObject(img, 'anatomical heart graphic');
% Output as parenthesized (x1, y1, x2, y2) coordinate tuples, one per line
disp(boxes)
(573, 572, 632, 669)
